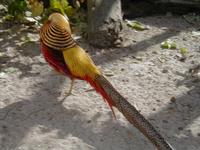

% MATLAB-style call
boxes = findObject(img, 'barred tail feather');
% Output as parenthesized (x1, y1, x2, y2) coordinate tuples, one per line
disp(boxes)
(87, 75, 174, 150)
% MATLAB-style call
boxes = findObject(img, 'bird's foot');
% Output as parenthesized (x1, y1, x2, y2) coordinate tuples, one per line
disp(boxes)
(58, 79, 75, 103)
(59, 91, 75, 103)
(64, 91, 75, 97)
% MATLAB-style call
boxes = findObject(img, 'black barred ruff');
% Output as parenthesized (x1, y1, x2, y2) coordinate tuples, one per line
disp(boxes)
(40, 21, 77, 50)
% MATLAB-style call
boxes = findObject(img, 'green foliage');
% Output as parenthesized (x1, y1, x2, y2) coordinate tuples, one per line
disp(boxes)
(1, 0, 28, 22)
(7, 0, 27, 17)
(50, 0, 65, 14)
(161, 39, 177, 49)
(49, 0, 74, 16)
(2, 14, 14, 21)
(1, 0, 85, 29)
(29, 0, 44, 17)
(126, 20, 149, 31)
(180, 47, 188, 55)
(2, 0, 76, 23)
(38, 0, 75, 21)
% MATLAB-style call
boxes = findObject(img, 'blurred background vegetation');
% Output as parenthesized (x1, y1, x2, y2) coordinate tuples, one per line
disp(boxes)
(0, 0, 199, 47)
(0, 0, 86, 25)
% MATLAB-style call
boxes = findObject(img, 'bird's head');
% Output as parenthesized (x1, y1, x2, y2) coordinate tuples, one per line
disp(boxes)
(48, 12, 71, 33)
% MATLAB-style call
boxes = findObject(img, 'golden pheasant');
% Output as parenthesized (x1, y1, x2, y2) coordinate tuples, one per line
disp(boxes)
(29, 0, 174, 149)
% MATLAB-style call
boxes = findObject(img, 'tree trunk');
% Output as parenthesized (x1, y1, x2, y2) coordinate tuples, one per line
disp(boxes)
(87, 0, 123, 48)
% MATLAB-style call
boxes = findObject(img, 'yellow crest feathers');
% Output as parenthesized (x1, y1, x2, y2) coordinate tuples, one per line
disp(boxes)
(40, 13, 76, 50)
(48, 13, 71, 33)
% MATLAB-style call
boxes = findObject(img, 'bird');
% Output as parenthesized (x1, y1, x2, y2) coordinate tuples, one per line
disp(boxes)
(29, 0, 174, 149)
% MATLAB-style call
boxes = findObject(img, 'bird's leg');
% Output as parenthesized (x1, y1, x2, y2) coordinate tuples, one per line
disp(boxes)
(65, 79, 74, 96)
(59, 79, 75, 103)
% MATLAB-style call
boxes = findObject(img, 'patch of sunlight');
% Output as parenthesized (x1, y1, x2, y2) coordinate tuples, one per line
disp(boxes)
(185, 117, 200, 137)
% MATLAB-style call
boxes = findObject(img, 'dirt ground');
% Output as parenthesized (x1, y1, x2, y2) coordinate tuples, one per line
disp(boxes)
(0, 14, 200, 150)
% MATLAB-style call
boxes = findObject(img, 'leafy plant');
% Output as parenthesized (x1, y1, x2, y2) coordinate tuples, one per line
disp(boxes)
(161, 39, 177, 49)
(7, 0, 27, 20)
(28, 0, 44, 17)
(49, 0, 74, 17)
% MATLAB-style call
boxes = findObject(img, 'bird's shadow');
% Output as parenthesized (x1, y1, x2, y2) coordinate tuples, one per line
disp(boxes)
(0, 74, 154, 150)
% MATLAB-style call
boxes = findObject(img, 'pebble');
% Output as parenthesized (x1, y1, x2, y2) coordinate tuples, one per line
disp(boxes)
(178, 127, 183, 131)
(170, 97, 176, 103)
(162, 69, 168, 73)
(163, 120, 168, 123)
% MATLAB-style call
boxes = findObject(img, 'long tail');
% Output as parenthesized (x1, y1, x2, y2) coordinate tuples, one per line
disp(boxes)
(87, 74, 174, 150)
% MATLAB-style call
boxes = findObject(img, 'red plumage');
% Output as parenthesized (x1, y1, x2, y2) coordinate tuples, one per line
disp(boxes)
(41, 41, 114, 113)
(84, 76, 115, 116)
(41, 42, 73, 78)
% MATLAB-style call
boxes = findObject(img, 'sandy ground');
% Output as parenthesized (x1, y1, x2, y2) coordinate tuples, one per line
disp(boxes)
(0, 15, 200, 150)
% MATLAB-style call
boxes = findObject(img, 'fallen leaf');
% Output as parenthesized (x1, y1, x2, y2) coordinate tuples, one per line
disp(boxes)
(161, 39, 177, 49)
(180, 47, 188, 55)
(126, 20, 149, 31)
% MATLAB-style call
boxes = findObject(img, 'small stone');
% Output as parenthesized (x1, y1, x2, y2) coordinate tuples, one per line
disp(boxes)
(182, 37, 187, 41)
(152, 50, 158, 54)
(2, 125, 7, 129)
(104, 69, 114, 77)
(0, 52, 5, 57)
(170, 97, 176, 103)
(114, 39, 122, 47)
(0, 72, 7, 78)
(105, 73, 114, 77)
(25, 17, 36, 23)
(191, 61, 195, 64)
(179, 56, 186, 62)
(136, 57, 143, 61)
(192, 31, 200, 36)
(178, 127, 183, 131)
(161, 27, 168, 30)
(162, 69, 168, 73)
(122, 79, 129, 82)
(152, 108, 156, 111)
(87, 120, 91, 123)
(163, 120, 168, 123)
